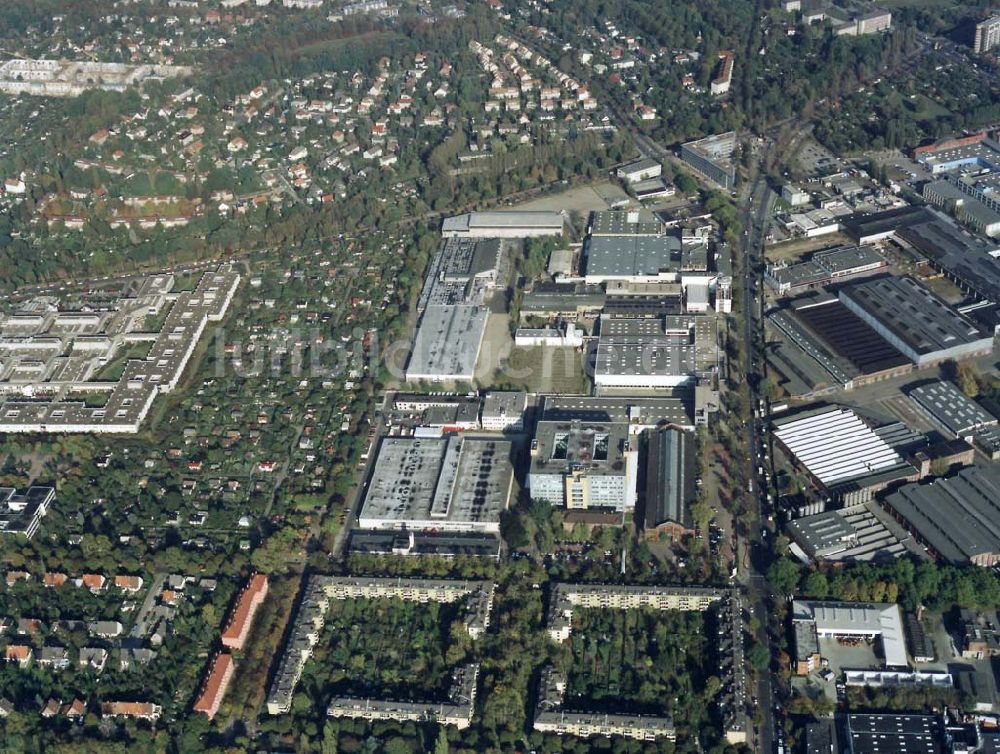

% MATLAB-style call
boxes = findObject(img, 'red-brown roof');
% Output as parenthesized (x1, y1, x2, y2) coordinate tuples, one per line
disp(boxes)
(221, 574, 268, 648)
(5, 645, 30, 661)
(192, 652, 234, 718)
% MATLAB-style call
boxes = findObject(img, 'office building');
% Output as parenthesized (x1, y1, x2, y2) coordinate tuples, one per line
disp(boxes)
(480, 391, 527, 432)
(359, 436, 512, 533)
(0, 486, 54, 539)
(680, 132, 736, 190)
(529, 420, 637, 510)
(616, 158, 662, 184)
(974, 16, 1000, 54)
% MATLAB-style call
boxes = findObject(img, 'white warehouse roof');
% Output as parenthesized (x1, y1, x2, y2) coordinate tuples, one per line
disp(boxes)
(792, 600, 908, 668)
(773, 407, 904, 486)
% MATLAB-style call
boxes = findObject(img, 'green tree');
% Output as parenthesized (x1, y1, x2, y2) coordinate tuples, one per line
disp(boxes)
(434, 727, 450, 754)
(321, 722, 339, 754)
(748, 643, 770, 671)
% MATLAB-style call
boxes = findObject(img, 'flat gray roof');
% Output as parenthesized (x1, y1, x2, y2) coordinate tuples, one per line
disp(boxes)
(584, 234, 706, 280)
(792, 600, 908, 667)
(405, 305, 488, 382)
(540, 394, 692, 426)
(589, 209, 664, 237)
(595, 337, 696, 379)
(359, 436, 512, 530)
(883, 465, 1000, 564)
(530, 420, 630, 478)
(481, 390, 526, 420)
(844, 713, 940, 754)
(442, 211, 564, 232)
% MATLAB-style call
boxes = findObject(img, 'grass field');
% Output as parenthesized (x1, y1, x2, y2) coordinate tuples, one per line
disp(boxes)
(884, 90, 951, 121)
(490, 344, 591, 394)
(92, 341, 153, 382)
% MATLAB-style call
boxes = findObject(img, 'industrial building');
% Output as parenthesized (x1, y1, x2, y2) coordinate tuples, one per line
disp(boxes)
(923, 177, 1000, 238)
(840, 714, 942, 754)
(589, 210, 664, 237)
(386, 393, 481, 431)
(680, 132, 737, 190)
(404, 304, 489, 383)
(643, 428, 696, 537)
(359, 436, 513, 533)
(539, 394, 694, 429)
(441, 211, 565, 238)
(882, 465, 1000, 567)
(772, 406, 918, 504)
(593, 316, 716, 390)
(785, 503, 918, 563)
(769, 295, 912, 392)
(838, 276, 994, 367)
(583, 233, 707, 284)
(840, 207, 1000, 317)
(346, 530, 502, 559)
(792, 600, 909, 669)
(907, 380, 998, 440)
(519, 283, 606, 319)
(764, 245, 886, 295)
